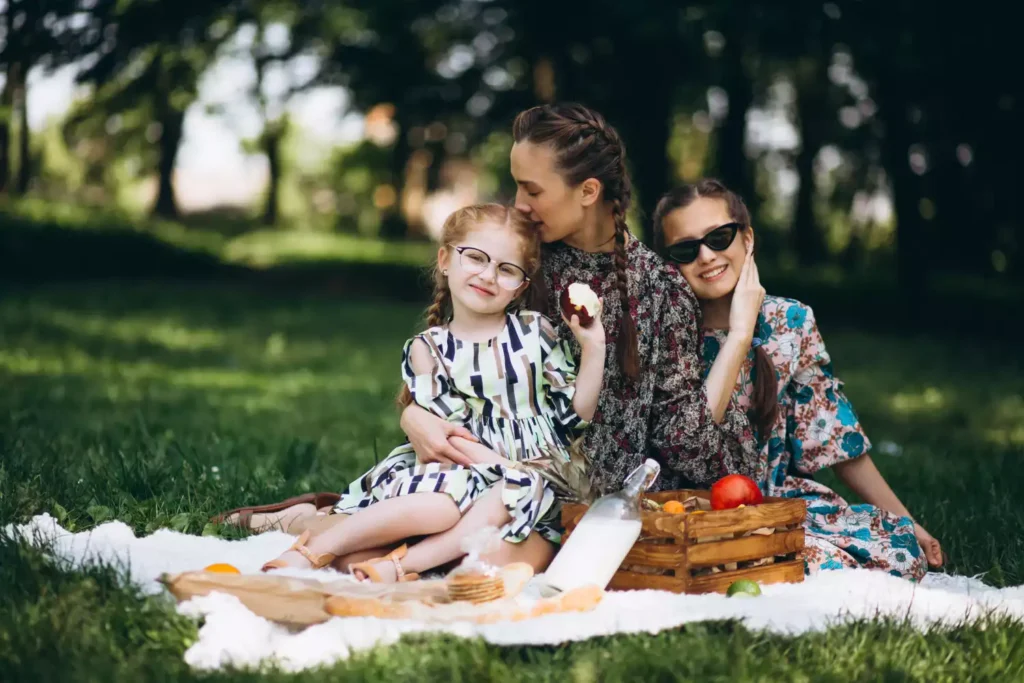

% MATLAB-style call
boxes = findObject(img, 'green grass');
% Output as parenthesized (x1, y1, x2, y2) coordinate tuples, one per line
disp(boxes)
(2, 282, 1023, 681)
(0, 197, 437, 274)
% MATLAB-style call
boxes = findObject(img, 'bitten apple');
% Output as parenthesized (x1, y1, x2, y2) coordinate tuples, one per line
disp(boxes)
(710, 474, 763, 510)
(560, 282, 599, 328)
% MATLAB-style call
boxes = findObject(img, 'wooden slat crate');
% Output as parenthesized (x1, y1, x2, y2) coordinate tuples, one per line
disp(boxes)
(560, 489, 807, 594)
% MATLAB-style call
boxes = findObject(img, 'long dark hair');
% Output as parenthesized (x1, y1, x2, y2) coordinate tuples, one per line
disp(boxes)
(653, 179, 779, 441)
(512, 103, 639, 382)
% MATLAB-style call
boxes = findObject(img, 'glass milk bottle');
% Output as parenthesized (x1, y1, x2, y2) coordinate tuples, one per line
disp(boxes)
(540, 458, 661, 594)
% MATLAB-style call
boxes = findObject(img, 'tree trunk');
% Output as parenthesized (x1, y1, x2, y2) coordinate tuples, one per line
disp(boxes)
(153, 109, 184, 219)
(877, 90, 928, 294)
(616, 71, 673, 246)
(716, 41, 756, 214)
(16, 65, 31, 195)
(533, 56, 556, 102)
(262, 126, 282, 226)
(792, 60, 829, 266)
(0, 67, 12, 194)
(425, 141, 445, 193)
(0, 7, 13, 194)
(379, 108, 412, 240)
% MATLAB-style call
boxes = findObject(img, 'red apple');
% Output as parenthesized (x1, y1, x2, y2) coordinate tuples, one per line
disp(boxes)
(710, 474, 763, 510)
(559, 282, 599, 328)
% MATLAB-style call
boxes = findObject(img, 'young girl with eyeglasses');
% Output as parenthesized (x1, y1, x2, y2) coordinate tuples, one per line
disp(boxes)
(654, 179, 943, 580)
(254, 203, 606, 580)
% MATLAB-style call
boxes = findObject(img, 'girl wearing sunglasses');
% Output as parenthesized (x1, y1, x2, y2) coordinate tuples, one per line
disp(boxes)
(653, 179, 942, 580)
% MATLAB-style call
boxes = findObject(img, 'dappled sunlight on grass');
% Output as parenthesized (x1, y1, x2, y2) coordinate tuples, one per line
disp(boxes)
(223, 230, 437, 268)
(1, 196, 440, 271)
(818, 327, 1023, 452)
(44, 309, 228, 351)
(983, 395, 1024, 446)
(889, 387, 948, 415)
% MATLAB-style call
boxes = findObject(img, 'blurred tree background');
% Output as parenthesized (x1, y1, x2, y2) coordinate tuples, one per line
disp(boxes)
(1, 0, 1020, 318)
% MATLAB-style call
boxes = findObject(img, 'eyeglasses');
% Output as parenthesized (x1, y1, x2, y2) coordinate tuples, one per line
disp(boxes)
(665, 222, 742, 264)
(449, 245, 530, 289)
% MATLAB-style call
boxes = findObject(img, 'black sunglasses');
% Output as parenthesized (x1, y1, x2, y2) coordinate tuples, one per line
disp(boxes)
(665, 222, 742, 264)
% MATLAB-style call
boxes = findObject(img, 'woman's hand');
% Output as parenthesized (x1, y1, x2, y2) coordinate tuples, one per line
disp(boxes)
(564, 297, 605, 352)
(400, 404, 477, 466)
(914, 523, 944, 568)
(728, 242, 765, 343)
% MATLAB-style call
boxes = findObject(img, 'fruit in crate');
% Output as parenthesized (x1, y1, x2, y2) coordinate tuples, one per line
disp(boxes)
(662, 500, 685, 514)
(726, 579, 762, 598)
(710, 474, 763, 510)
(559, 283, 599, 328)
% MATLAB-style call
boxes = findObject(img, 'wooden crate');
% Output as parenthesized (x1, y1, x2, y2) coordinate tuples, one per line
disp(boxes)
(560, 489, 807, 594)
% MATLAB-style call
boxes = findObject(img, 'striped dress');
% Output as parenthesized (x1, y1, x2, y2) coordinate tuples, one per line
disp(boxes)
(333, 310, 587, 544)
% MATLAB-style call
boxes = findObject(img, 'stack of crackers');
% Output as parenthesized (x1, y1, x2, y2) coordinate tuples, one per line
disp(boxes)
(447, 571, 505, 604)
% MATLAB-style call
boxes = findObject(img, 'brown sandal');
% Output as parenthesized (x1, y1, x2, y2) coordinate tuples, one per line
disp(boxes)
(349, 544, 420, 583)
(260, 530, 338, 572)
(210, 492, 342, 527)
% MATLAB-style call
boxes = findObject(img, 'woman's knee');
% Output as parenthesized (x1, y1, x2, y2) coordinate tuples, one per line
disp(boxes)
(293, 511, 349, 536)
(282, 504, 326, 534)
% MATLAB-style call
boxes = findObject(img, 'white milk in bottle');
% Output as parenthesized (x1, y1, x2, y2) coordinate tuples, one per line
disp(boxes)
(540, 458, 660, 594)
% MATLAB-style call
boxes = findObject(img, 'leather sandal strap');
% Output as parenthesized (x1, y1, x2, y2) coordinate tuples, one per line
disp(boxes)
(294, 543, 333, 569)
(392, 555, 405, 581)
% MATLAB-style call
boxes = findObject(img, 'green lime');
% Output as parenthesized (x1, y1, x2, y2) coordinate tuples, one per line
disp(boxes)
(726, 579, 762, 597)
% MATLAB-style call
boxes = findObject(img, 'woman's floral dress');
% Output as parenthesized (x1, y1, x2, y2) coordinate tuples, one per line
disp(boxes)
(703, 296, 927, 581)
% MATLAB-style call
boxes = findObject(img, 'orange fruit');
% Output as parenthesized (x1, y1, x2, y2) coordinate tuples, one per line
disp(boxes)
(662, 500, 685, 514)
(203, 563, 241, 574)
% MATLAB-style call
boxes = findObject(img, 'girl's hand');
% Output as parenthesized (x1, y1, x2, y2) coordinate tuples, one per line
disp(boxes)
(400, 405, 477, 466)
(448, 437, 513, 467)
(728, 242, 765, 342)
(564, 297, 605, 352)
(914, 523, 944, 568)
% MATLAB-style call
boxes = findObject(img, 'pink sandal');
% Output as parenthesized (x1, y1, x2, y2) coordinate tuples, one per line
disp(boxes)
(349, 544, 420, 583)
(260, 531, 337, 572)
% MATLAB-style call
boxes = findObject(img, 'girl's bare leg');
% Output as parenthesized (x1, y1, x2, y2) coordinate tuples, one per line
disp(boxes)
(268, 493, 460, 568)
(283, 512, 398, 571)
(352, 487, 511, 581)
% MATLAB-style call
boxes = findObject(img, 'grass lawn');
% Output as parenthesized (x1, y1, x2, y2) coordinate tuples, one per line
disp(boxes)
(2, 281, 1023, 681)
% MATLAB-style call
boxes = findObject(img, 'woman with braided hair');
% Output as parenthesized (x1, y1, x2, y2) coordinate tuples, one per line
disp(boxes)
(400, 103, 762, 567)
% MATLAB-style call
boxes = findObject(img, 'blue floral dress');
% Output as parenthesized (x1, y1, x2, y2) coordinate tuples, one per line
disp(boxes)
(703, 296, 927, 581)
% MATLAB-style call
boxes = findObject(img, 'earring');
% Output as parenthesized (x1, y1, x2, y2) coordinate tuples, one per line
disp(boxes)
(442, 269, 448, 276)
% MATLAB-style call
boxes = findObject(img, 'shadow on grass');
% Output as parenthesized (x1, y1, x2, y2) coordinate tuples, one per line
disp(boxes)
(5, 205, 1024, 338)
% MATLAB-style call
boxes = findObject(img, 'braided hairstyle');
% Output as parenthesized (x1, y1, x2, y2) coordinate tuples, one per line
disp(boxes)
(396, 203, 540, 408)
(512, 103, 639, 381)
(652, 179, 779, 441)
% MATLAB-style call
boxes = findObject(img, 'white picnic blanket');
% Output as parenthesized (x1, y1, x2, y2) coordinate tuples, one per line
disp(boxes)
(7, 514, 1024, 673)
